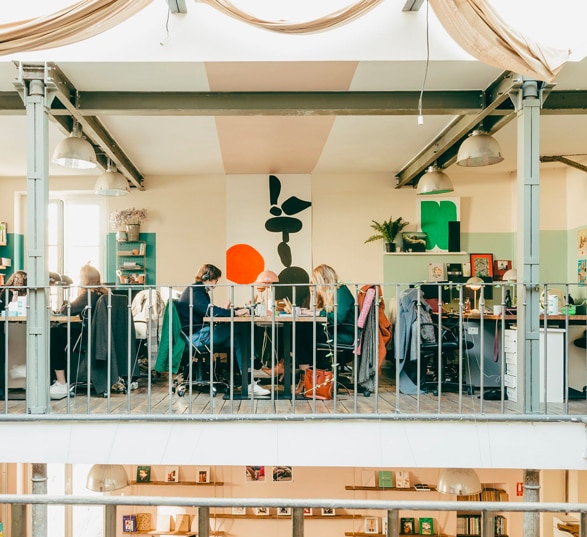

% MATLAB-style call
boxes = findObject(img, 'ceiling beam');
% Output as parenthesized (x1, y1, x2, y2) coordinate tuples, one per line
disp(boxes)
(394, 71, 523, 188)
(402, 0, 425, 11)
(540, 155, 587, 173)
(47, 63, 144, 190)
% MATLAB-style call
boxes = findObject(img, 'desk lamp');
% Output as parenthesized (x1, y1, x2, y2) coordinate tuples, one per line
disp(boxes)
(87, 465, 129, 537)
(466, 277, 483, 313)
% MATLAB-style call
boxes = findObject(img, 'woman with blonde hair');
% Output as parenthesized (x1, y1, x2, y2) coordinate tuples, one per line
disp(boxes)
(50, 263, 108, 399)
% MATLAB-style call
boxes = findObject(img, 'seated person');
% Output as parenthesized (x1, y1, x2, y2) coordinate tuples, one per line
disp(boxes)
(295, 264, 355, 377)
(50, 263, 107, 400)
(177, 263, 270, 396)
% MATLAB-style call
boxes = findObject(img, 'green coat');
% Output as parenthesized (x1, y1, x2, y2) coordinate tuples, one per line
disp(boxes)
(155, 300, 186, 374)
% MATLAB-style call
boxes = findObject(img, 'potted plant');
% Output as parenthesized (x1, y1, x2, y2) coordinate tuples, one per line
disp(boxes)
(365, 216, 409, 252)
(111, 208, 148, 241)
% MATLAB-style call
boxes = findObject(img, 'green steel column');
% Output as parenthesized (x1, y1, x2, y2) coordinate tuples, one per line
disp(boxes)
(15, 64, 55, 414)
(512, 80, 542, 414)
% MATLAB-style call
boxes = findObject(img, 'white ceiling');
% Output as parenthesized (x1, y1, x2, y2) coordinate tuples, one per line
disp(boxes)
(1, 0, 587, 186)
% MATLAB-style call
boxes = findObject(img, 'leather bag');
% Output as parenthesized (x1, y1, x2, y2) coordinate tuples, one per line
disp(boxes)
(303, 368, 334, 400)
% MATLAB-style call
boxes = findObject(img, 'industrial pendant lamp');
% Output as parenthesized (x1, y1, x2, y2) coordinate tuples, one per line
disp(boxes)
(52, 121, 97, 169)
(417, 165, 454, 195)
(457, 130, 504, 167)
(86, 464, 129, 492)
(95, 160, 129, 196)
(437, 468, 482, 496)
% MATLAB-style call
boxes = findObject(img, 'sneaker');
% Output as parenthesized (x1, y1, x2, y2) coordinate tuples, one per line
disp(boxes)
(249, 381, 270, 397)
(50, 381, 69, 400)
(253, 368, 271, 379)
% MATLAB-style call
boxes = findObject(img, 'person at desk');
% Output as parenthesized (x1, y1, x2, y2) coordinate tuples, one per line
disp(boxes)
(0, 270, 27, 312)
(49, 263, 107, 400)
(177, 263, 270, 397)
(295, 264, 355, 374)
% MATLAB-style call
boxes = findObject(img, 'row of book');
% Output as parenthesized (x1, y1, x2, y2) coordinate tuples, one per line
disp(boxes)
(458, 487, 508, 502)
(456, 514, 506, 536)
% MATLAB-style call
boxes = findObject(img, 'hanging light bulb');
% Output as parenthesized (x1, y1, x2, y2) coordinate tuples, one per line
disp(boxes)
(95, 160, 129, 196)
(417, 165, 454, 195)
(52, 121, 97, 169)
(457, 129, 504, 167)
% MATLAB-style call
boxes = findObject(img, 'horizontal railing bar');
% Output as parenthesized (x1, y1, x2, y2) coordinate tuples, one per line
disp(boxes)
(0, 494, 586, 513)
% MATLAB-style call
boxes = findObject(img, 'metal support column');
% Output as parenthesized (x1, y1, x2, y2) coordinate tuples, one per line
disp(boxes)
(31, 464, 47, 537)
(482, 510, 495, 537)
(198, 506, 210, 537)
(11, 504, 26, 537)
(511, 79, 542, 413)
(292, 506, 304, 537)
(523, 470, 540, 537)
(14, 63, 56, 415)
(104, 504, 116, 537)
(388, 509, 399, 537)
(581, 511, 587, 537)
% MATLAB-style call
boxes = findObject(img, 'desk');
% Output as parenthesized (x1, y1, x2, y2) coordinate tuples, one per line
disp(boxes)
(1, 315, 80, 390)
(206, 315, 323, 398)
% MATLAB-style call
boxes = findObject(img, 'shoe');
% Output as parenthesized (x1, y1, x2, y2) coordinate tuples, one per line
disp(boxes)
(111, 377, 127, 394)
(249, 381, 270, 397)
(260, 359, 285, 379)
(253, 368, 272, 379)
(50, 381, 69, 400)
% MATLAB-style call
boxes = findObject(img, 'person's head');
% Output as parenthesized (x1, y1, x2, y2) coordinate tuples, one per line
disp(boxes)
(78, 263, 107, 295)
(254, 270, 279, 292)
(5, 270, 27, 296)
(195, 264, 222, 287)
(311, 264, 338, 311)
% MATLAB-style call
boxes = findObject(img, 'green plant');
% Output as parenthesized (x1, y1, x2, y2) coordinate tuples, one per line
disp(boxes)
(364, 216, 409, 244)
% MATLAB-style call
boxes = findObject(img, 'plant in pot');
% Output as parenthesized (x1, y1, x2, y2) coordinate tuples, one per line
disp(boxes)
(365, 216, 409, 252)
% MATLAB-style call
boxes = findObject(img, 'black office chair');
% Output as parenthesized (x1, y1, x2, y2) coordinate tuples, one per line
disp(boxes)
(422, 319, 475, 395)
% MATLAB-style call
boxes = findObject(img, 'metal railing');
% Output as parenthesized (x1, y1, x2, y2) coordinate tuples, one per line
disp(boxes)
(1, 280, 586, 418)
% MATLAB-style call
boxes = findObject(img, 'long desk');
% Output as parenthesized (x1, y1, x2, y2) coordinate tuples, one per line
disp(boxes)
(205, 315, 324, 398)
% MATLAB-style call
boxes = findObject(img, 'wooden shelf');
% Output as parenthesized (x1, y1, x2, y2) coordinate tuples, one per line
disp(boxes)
(345, 532, 386, 536)
(129, 481, 224, 486)
(124, 532, 223, 536)
(345, 486, 436, 492)
(211, 513, 359, 520)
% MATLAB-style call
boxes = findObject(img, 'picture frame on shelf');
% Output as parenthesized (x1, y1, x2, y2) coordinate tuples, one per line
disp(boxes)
(470, 253, 494, 278)
(0, 222, 6, 246)
(196, 466, 210, 484)
(255, 507, 270, 516)
(277, 507, 292, 516)
(231, 507, 247, 516)
(321, 508, 336, 516)
(272, 465, 293, 482)
(401, 517, 415, 534)
(245, 465, 266, 482)
(462, 262, 472, 278)
(365, 516, 379, 534)
(419, 517, 434, 535)
(165, 465, 179, 483)
(361, 470, 376, 487)
(494, 259, 512, 281)
(303, 507, 313, 516)
(395, 471, 410, 489)
(122, 515, 137, 533)
(579, 259, 587, 286)
(136, 466, 151, 483)
(579, 228, 587, 256)
(428, 262, 445, 282)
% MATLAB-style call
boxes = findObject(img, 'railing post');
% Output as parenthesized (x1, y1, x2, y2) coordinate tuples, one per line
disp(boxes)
(198, 506, 210, 537)
(388, 509, 399, 537)
(482, 511, 495, 537)
(292, 506, 304, 537)
(11, 504, 26, 537)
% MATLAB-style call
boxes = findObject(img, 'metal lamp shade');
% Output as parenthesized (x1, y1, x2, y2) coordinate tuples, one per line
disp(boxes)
(52, 134, 97, 169)
(95, 169, 129, 196)
(466, 276, 484, 290)
(437, 468, 481, 496)
(457, 130, 504, 167)
(86, 464, 129, 492)
(502, 268, 518, 282)
(417, 165, 454, 195)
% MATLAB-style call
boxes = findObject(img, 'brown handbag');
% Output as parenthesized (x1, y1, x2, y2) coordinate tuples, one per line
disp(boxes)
(303, 368, 334, 400)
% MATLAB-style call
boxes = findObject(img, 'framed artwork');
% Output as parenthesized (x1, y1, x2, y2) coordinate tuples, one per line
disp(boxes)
(232, 507, 246, 516)
(419, 518, 434, 535)
(365, 516, 379, 534)
(428, 262, 445, 282)
(136, 466, 151, 483)
(303, 507, 313, 516)
(470, 253, 494, 278)
(197, 466, 210, 484)
(246, 466, 266, 482)
(272, 466, 293, 482)
(321, 508, 336, 516)
(494, 259, 512, 280)
(462, 262, 472, 278)
(401, 517, 415, 534)
(579, 228, 587, 256)
(579, 259, 587, 286)
(122, 515, 137, 533)
(395, 471, 410, 489)
(255, 507, 270, 516)
(165, 466, 179, 483)
(277, 507, 292, 516)
(0, 222, 6, 246)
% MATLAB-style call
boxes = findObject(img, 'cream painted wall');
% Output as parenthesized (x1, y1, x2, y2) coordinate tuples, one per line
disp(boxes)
(565, 166, 587, 230)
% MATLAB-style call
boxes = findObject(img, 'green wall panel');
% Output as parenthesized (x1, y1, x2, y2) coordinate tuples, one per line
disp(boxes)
(107, 232, 156, 286)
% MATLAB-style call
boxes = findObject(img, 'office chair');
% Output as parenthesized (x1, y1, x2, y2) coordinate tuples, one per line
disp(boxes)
(422, 318, 475, 395)
(131, 289, 165, 379)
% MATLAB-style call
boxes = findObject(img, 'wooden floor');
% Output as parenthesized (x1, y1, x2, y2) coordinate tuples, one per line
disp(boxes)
(2, 368, 586, 417)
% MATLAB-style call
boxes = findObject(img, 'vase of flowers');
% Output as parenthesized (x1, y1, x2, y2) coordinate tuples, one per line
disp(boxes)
(111, 208, 148, 242)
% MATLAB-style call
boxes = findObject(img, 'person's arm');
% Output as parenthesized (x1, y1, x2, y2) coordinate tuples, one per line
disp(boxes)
(60, 292, 89, 316)
(325, 285, 354, 326)
(191, 285, 230, 319)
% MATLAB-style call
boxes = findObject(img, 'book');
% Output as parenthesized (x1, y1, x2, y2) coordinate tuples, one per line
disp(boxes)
(362, 470, 376, 487)
(400, 517, 415, 535)
(165, 465, 179, 482)
(395, 471, 410, 488)
(174, 514, 191, 532)
(419, 517, 434, 535)
(378, 470, 393, 488)
(136, 513, 152, 532)
(136, 465, 151, 482)
(414, 483, 430, 491)
(122, 515, 137, 533)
